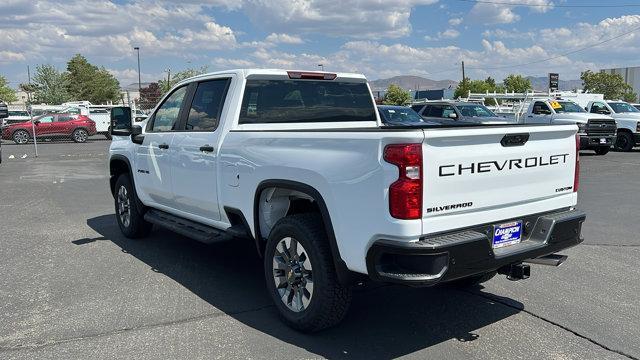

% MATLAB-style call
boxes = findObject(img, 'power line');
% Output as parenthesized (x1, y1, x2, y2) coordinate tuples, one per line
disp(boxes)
(465, 24, 640, 71)
(457, 0, 640, 8)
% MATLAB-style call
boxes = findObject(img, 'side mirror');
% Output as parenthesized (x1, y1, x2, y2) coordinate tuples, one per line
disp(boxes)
(110, 107, 132, 136)
(448, 112, 458, 119)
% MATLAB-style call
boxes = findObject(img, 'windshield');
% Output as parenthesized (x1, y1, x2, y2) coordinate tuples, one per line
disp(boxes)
(456, 104, 497, 117)
(552, 101, 585, 113)
(378, 107, 423, 124)
(608, 102, 639, 113)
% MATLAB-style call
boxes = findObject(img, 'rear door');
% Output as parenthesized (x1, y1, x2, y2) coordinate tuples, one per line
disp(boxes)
(422, 125, 577, 230)
(134, 85, 189, 207)
(170, 77, 232, 222)
(52, 115, 74, 136)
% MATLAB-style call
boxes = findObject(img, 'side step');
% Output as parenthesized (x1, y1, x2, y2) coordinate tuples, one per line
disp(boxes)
(144, 209, 232, 244)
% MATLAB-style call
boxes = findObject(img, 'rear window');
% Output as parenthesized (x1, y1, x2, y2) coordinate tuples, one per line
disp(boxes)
(239, 80, 376, 124)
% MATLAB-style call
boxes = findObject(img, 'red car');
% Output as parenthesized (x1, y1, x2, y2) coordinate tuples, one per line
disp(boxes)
(1, 113, 96, 144)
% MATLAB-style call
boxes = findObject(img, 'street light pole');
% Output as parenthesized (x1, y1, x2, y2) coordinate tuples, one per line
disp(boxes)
(165, 68, 171, 92)
(134, 47, 141, 98)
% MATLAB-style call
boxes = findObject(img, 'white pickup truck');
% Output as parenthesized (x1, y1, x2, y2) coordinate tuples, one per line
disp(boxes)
(586, 100, 640, 152)
(522, 99, 617, 155)
(108, 69, 586, 332)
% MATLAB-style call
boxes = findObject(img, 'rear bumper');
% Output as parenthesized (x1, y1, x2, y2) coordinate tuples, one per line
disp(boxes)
(366, 209, 585, 286)
(579, 134, 615, 149)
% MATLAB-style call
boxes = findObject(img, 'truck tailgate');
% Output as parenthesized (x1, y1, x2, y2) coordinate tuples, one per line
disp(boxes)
(421, 125, 577, 230)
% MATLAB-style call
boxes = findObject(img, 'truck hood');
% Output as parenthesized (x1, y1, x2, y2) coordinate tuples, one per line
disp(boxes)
(611, 112, 640, 120)
(553, 112, 613, 124)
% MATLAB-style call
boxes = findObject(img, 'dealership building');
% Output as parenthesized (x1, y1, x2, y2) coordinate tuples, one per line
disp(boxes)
(600, 66, 640, 101)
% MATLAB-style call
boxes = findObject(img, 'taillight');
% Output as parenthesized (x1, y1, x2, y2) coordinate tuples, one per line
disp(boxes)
(384, 143, 422, 219)
(287, 71, 337, 80)
(574, 134, 580, 192)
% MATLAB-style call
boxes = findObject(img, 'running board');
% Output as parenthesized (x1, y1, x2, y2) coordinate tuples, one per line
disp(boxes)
(144, 209, 232, 244)
(524, 254, 568, 267)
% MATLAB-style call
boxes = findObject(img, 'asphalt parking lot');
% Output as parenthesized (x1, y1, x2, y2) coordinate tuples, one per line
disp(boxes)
(0, 139, 638, 360)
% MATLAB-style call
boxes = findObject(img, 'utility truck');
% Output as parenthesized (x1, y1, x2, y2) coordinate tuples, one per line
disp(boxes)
(108, 69, 586, 332)
(586, 100, 640, 152)
(522, 99, 616, 155)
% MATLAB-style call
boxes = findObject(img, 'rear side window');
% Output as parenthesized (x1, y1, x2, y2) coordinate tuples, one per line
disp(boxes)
(185, 79, 230, 131)
(151, 86, 187, 132)
(239, 80, 376, 124)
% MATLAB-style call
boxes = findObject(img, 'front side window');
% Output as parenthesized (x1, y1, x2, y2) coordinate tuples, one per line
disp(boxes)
(426, 105, 456, 118)
(37, 116, 55, 123)
(185, 79, 229, 131)
(239, 80, 376, 124)
(533, 101, 551, 115)
(151, 86, 187, 132)
(378, 107, 424, 124)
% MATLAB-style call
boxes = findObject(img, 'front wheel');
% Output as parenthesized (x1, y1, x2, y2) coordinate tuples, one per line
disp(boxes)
(264, 214, 352, 332)
(594, 146, 610, 156)
(615, 132, 634, 152)
(13, 130, 30, 145)
(72, 128, 88, 143)
(114, 174, 152, 239)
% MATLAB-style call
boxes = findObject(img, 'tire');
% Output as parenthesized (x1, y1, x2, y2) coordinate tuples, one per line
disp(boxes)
(72, 128, 88, 143)
(264, 214, 352, 332)
(615, 132, 634, 152)
(13, 129, 30, 145)
(114, 174, 152, 239)
(104, 130, 112, 140)
(449, 271, 497, 288)
(594, 146, 610, 155)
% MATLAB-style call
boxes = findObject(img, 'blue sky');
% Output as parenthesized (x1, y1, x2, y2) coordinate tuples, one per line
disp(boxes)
(1, 0, 639, 88)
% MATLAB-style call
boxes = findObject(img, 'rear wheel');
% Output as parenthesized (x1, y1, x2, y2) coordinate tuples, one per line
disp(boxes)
(13, 130, 29, 145)
(104, 129, 112, 140)
(594, 146, 610, 156)
(615, 132, 634, 152)
(114, 174, 152, 239)
(72, 128, 88, 143)
(264, 214, 352, 332)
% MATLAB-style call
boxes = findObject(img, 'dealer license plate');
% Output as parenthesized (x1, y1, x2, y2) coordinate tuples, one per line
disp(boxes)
(492, 221, 523, 249)
(600, 138, 607, 144)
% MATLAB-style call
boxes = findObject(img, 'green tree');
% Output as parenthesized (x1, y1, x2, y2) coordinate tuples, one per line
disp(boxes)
(158, 66, 209, 95)
(31, 65, 71, 105)
(503, 74, 532, 93)
(0, 75, 17, 103)
(383, 84, 411, 105)
(139, 82, 162, 110)
(66, 54, 120, 104)
(581, 70, 637, 102)
(454, 77, 503, 99)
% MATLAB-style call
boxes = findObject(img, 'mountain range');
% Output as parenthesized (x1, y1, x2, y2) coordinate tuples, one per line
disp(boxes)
(369, 75, 583, 92)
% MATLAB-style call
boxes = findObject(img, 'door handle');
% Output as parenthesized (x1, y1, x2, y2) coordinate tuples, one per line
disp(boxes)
(199, 145, 215, 152)
(158, 143, 169, 149)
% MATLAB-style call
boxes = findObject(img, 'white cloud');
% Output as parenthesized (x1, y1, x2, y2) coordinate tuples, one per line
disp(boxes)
(241, 0, 440, 39)
(265, 33, 304, 44)
(0, 50, 26, 64)
(448, 17, 463, 26)
(425, 29, 460, 41)
(467, 0, 554, 25)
